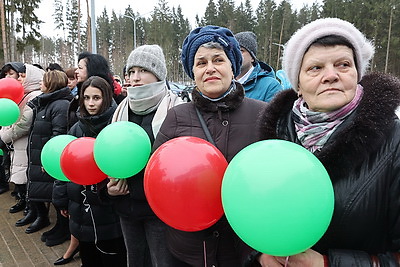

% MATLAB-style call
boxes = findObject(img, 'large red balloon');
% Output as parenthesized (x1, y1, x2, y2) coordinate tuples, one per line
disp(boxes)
(60, 137, 107, 185)
(0, 78, 24, 103)
(144, 136, 228, 232)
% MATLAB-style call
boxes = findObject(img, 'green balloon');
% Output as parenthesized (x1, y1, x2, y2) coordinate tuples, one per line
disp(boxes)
(222, 140, 334, 256)
(0, 149, 3, 156)
(41, 135, 77, 181)
(94, 121, 151, 178)
(0, 98, 20, 126)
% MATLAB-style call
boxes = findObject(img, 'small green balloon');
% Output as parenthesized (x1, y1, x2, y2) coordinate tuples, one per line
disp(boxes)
(222, 140, 334, 256)
(0, 149, 3, 156)
(0, 98, 20, 126)
(94, 121, 151, 178)
(41, 135, 77, 181)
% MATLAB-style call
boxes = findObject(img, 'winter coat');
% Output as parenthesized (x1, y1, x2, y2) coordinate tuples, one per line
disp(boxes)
(109, 89, 185, 219)
(0, 64, 44, 184)
(241, 61, 283, 102)
(52, 101, 122, 242)
(153, 82, 266, 266)
(252, 73, 400, 266)
(26, 87, 73, 202)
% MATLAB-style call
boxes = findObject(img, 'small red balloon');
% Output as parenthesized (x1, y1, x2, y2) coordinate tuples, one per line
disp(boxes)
(60, 137, 107, 185)
(0, 78, 24, 103)
(144, 136, 228, 232)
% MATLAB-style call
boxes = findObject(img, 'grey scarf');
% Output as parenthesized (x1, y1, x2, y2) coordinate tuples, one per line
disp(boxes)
(127, 81, 167, 115)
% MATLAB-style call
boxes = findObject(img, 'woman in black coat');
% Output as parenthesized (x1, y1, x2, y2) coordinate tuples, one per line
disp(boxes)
(21, 70, 73, 234)
(251, 18, 400, 267)
(53, 76, 126, 267)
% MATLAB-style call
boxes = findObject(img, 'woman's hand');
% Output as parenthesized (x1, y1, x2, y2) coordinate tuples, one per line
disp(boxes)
(275, 249, 325, 267)
(107, 178, 130, 196)
(258, 253, 284, 267)
(60, 209, 69, 217)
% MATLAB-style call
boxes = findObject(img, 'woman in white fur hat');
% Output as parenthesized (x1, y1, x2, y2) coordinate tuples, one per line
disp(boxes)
(249, 18, 400, 266)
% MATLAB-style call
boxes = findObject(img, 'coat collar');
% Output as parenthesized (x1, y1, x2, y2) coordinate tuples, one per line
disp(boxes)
(258, 72, 400, 172)
(192, 81, 245, 113)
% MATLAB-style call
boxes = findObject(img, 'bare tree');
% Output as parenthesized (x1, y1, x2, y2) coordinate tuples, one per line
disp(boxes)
(0, 0, 8, 62)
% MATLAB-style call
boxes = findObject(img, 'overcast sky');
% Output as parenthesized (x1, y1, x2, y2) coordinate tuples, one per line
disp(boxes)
(37, 0, 321, 37)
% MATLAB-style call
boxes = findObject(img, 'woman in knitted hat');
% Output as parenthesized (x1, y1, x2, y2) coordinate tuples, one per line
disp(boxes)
(152, 25, 266, 266)
(251, 18, 400, 266)
(107, 44, 187, 266)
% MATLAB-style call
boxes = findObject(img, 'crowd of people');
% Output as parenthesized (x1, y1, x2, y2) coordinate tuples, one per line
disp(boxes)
(0, 17, 400, 267)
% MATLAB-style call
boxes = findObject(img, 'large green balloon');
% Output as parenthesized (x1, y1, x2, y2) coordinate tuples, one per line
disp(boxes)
(41, 135, 77, 181)
(94, 121, 151, 178)
(0, 98, 20, 126)
(222, 140, 334, 256)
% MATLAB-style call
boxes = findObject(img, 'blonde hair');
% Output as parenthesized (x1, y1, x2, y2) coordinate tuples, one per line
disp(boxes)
(42, 70, 68, 93)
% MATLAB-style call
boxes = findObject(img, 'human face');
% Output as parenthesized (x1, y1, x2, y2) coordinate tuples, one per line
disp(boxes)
(83, 86, 103, 115)
(6, 69, 19, 79)
(68, 77, 78, 90)
(193, 47, 234, 99)
(76, 59, 88, 83)
(40, 80, 48, 93)
(298, 45, 358, 112)
(128, 67, 158, 87)
(17, 72, 26, 85)
(237, 47, 254, 79)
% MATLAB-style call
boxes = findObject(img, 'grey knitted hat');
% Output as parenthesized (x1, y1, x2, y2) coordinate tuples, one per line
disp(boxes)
(282, 18, 375, 92)
(126, 44, 167, 81)
(235, 31, 257, 61)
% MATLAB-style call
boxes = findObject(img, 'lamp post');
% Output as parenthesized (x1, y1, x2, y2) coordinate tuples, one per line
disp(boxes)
(124, 11, 150, 49)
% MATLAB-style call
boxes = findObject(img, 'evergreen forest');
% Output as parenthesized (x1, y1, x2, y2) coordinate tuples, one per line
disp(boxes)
(0, 0, 398, 83)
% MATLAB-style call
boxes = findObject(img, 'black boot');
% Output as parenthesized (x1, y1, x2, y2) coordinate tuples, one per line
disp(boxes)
(25, 202, 50, 234)
(15, 203, 37, 227)
(9, 184, 26, 213)
(41, 206, 63, 242)
(45, 207, 70, 246)
(0, 155, 9, 194)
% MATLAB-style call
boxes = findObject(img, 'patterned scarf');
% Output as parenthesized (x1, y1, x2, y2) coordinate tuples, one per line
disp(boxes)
(292, 84, 363, 153)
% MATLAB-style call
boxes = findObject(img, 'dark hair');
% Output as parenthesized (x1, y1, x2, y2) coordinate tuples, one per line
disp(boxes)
(79, 76, 113, 117)
(308, 35, 357, 69)
(77, 52, 114, 88)
(42, 70, 68, 93)
(46, 63, 63, 72)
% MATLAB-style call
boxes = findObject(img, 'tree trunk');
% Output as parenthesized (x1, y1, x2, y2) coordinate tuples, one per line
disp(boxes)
(0, 0, 8, 63)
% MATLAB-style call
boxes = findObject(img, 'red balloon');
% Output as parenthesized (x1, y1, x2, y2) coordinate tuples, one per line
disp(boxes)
(60, 137, 107, 185)
(0, 78, 24, 103)
(144, 136, 228, 232)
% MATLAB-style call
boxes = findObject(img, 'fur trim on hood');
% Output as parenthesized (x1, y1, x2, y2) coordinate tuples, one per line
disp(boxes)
(257, 72, 400, 176)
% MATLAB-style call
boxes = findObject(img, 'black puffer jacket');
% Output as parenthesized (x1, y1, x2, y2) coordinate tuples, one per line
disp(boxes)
(153, 82, 266, 266)
(252, 73, 400, 266)
(27, 87, 73, 202)
(52, 101, 121, 242)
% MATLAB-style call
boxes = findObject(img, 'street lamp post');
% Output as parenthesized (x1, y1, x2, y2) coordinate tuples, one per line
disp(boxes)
(123, 13, 138, 49)
(124, 12, 150, 49)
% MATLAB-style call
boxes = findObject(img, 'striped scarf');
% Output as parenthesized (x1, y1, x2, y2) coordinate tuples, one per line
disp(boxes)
(292, 84, 363, 153)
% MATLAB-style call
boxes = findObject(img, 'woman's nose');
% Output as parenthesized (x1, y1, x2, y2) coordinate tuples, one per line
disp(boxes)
(322, 66, 339, 83)
(205, 62, 216, 74)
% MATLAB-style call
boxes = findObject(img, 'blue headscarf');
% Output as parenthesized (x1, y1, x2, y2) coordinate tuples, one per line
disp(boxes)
(181, 25, 242, 80)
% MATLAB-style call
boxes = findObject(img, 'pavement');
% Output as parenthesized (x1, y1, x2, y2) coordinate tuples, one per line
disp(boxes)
(0, 184, 81, 267)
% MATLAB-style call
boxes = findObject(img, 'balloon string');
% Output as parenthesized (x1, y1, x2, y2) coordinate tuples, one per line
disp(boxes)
(284, 256, 289, 267)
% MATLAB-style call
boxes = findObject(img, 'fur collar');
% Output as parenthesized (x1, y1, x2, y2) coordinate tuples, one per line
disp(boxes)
(258, 72, 400, 174)
(192, 81, 245, 112)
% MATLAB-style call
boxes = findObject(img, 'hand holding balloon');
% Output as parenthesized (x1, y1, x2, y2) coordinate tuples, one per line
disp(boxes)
(107, 178, 130, 196)
(222, 140, 334, 256)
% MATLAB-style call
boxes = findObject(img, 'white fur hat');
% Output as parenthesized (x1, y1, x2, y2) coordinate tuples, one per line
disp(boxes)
(282, 18, 375, 91)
